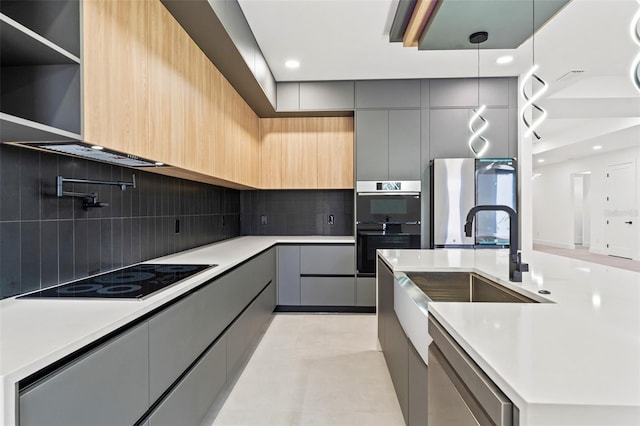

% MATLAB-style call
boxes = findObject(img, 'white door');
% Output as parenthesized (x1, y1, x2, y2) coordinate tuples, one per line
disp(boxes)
(606, 162, 635, 259)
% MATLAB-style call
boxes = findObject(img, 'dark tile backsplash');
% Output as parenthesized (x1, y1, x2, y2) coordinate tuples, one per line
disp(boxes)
(241, 190, 354, 236)
(0, 143, 240, 299)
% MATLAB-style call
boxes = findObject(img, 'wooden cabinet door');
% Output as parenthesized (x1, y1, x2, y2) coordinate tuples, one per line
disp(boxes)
(317, 116, 354, 189)
(260, 118, 283, 188)
(147, 1, 196, 169)
(281, 117, 318, 189)
(82, 0, 149, 156)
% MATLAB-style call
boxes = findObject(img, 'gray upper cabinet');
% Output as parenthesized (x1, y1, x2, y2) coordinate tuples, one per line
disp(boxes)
(429, 108, 473, 159)
(480, 78, 511, 107)
(20, 323, 150, 426)
(276, 82, 300, 111)
(299, 81, 355, 110)
(356, 109, 421, 181)
(355, 80, 421, 109)
(481, 108, 510, 158)
(430, 78, 511, 108)
(389, 109, 421, 180)
(356, 110, 389, 180)
(429, 107, 512, 160)
(429, 79, 478, 108)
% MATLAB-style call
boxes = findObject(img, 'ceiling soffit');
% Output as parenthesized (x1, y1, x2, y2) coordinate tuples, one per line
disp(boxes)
(390, 0, 572, 50)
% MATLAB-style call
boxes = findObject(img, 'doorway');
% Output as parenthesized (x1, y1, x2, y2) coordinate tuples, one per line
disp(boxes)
(571, 173, 591, 248)
(605, 162, 636, 259)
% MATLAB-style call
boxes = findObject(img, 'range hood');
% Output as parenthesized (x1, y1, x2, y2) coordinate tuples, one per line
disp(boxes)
(10, 141, 167, 168)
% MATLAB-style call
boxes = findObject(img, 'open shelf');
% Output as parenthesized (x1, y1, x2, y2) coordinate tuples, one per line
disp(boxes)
(1, 14, 79, 65)
(1, 64, 81, 136)
(0, 0, 80, 58)
(0, 4, 81, 142)
(1, 113, 81, 142)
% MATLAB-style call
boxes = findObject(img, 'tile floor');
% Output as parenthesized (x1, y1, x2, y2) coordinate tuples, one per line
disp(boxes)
(533, 244, 640, 272)
(204, 314, 404, 426)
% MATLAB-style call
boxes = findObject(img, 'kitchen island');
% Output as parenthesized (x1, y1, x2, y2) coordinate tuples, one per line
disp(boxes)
(0, 236, 353, 426)
(378, 248, 640, 426)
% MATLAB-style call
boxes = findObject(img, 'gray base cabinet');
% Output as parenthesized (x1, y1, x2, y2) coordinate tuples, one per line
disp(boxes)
(385, 314, 409, 425)
(148, 280, 226, 402)
(300, 276, 355, 305)
(19, 248, 277, 426)
(356, 277, 376, 306)
(19, 323, 150, 426)
(227, 281, 276, 380)
(408, 341, 428, 426)
(377, 258, 394, 349)
(277, 245, 301, 305)
(278, 244, 356, 308)
(148, 335, 227, 426)
(300, 245, 354, 275)
(377, 257, 429, 426)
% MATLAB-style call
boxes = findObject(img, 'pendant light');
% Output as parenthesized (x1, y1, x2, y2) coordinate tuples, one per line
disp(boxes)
(631, 0, 640, 92)
(520, 0, 548, 140)
(468, 31, 490, 157)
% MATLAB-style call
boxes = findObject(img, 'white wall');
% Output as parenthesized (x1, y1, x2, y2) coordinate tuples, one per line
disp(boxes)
(532, 145, 640, 260)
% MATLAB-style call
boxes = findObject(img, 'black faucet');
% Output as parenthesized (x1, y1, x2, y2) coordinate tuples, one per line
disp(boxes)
(464, 205, 529, 282)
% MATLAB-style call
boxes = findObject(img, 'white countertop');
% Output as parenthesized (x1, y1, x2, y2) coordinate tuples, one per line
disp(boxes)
(379, 248, 640, 426)
(0, 235, 353, 425)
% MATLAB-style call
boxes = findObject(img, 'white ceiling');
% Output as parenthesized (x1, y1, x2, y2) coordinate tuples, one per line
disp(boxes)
(238, 0, 640, 167)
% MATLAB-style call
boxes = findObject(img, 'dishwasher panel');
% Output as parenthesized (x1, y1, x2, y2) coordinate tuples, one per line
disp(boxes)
(428, 317, 515, 426)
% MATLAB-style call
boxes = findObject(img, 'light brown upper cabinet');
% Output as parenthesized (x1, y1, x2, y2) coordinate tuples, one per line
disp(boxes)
(82, 0, 260, 189)
(83, 0, 150, 159)
(260, 118, 283, 188)
(317, 117, 354, 189)
(281, 117, 318, 189)
(259, 117, 353, 190)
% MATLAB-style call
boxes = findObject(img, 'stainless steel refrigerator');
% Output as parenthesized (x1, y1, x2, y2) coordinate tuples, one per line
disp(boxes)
(429, 158, 517, 248)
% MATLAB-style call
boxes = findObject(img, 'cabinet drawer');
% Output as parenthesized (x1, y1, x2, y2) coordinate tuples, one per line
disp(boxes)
(148, 335, 227, 426)
(149, 278, 228, 402)
(300, 276, 355, 305)
(227, 250, 274, 319)
(300, 245, 354, 275)
(20, 323, 149, 426)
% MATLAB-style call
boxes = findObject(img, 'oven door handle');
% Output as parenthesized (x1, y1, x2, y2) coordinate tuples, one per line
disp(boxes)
(356, 192, 421, 196)
(357, 221, 421, 225)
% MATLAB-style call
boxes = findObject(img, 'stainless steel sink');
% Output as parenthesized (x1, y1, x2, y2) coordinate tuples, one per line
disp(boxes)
(406, 272, 538, 303)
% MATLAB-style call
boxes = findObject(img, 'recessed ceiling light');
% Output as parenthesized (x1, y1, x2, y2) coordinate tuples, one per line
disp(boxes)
(593, 145, 602, 150)
(538, 159, 545, 163)
(496, 55, 514, 65)
(285, 59, 300, 69)
(91, 145, 104, 150)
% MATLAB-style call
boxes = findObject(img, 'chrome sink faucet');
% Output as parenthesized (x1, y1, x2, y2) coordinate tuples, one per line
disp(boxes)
(464, 205, 529, 282)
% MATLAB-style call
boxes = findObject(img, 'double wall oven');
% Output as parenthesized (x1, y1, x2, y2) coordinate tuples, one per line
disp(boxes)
(356, 181, 421, 276)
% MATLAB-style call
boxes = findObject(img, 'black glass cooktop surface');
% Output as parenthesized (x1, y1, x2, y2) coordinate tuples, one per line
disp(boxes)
(19, 264, 216, 300)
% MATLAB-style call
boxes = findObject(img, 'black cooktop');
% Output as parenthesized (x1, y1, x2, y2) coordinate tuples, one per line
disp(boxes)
(19, 264, 215, 300)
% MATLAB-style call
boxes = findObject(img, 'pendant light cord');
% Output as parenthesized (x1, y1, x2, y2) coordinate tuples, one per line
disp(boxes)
(477, 39, 480, 107)
(532, 0, 535, 65)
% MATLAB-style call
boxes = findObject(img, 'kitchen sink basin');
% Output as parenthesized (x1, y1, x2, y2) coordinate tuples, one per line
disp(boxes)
(406, 272, 538, 303)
